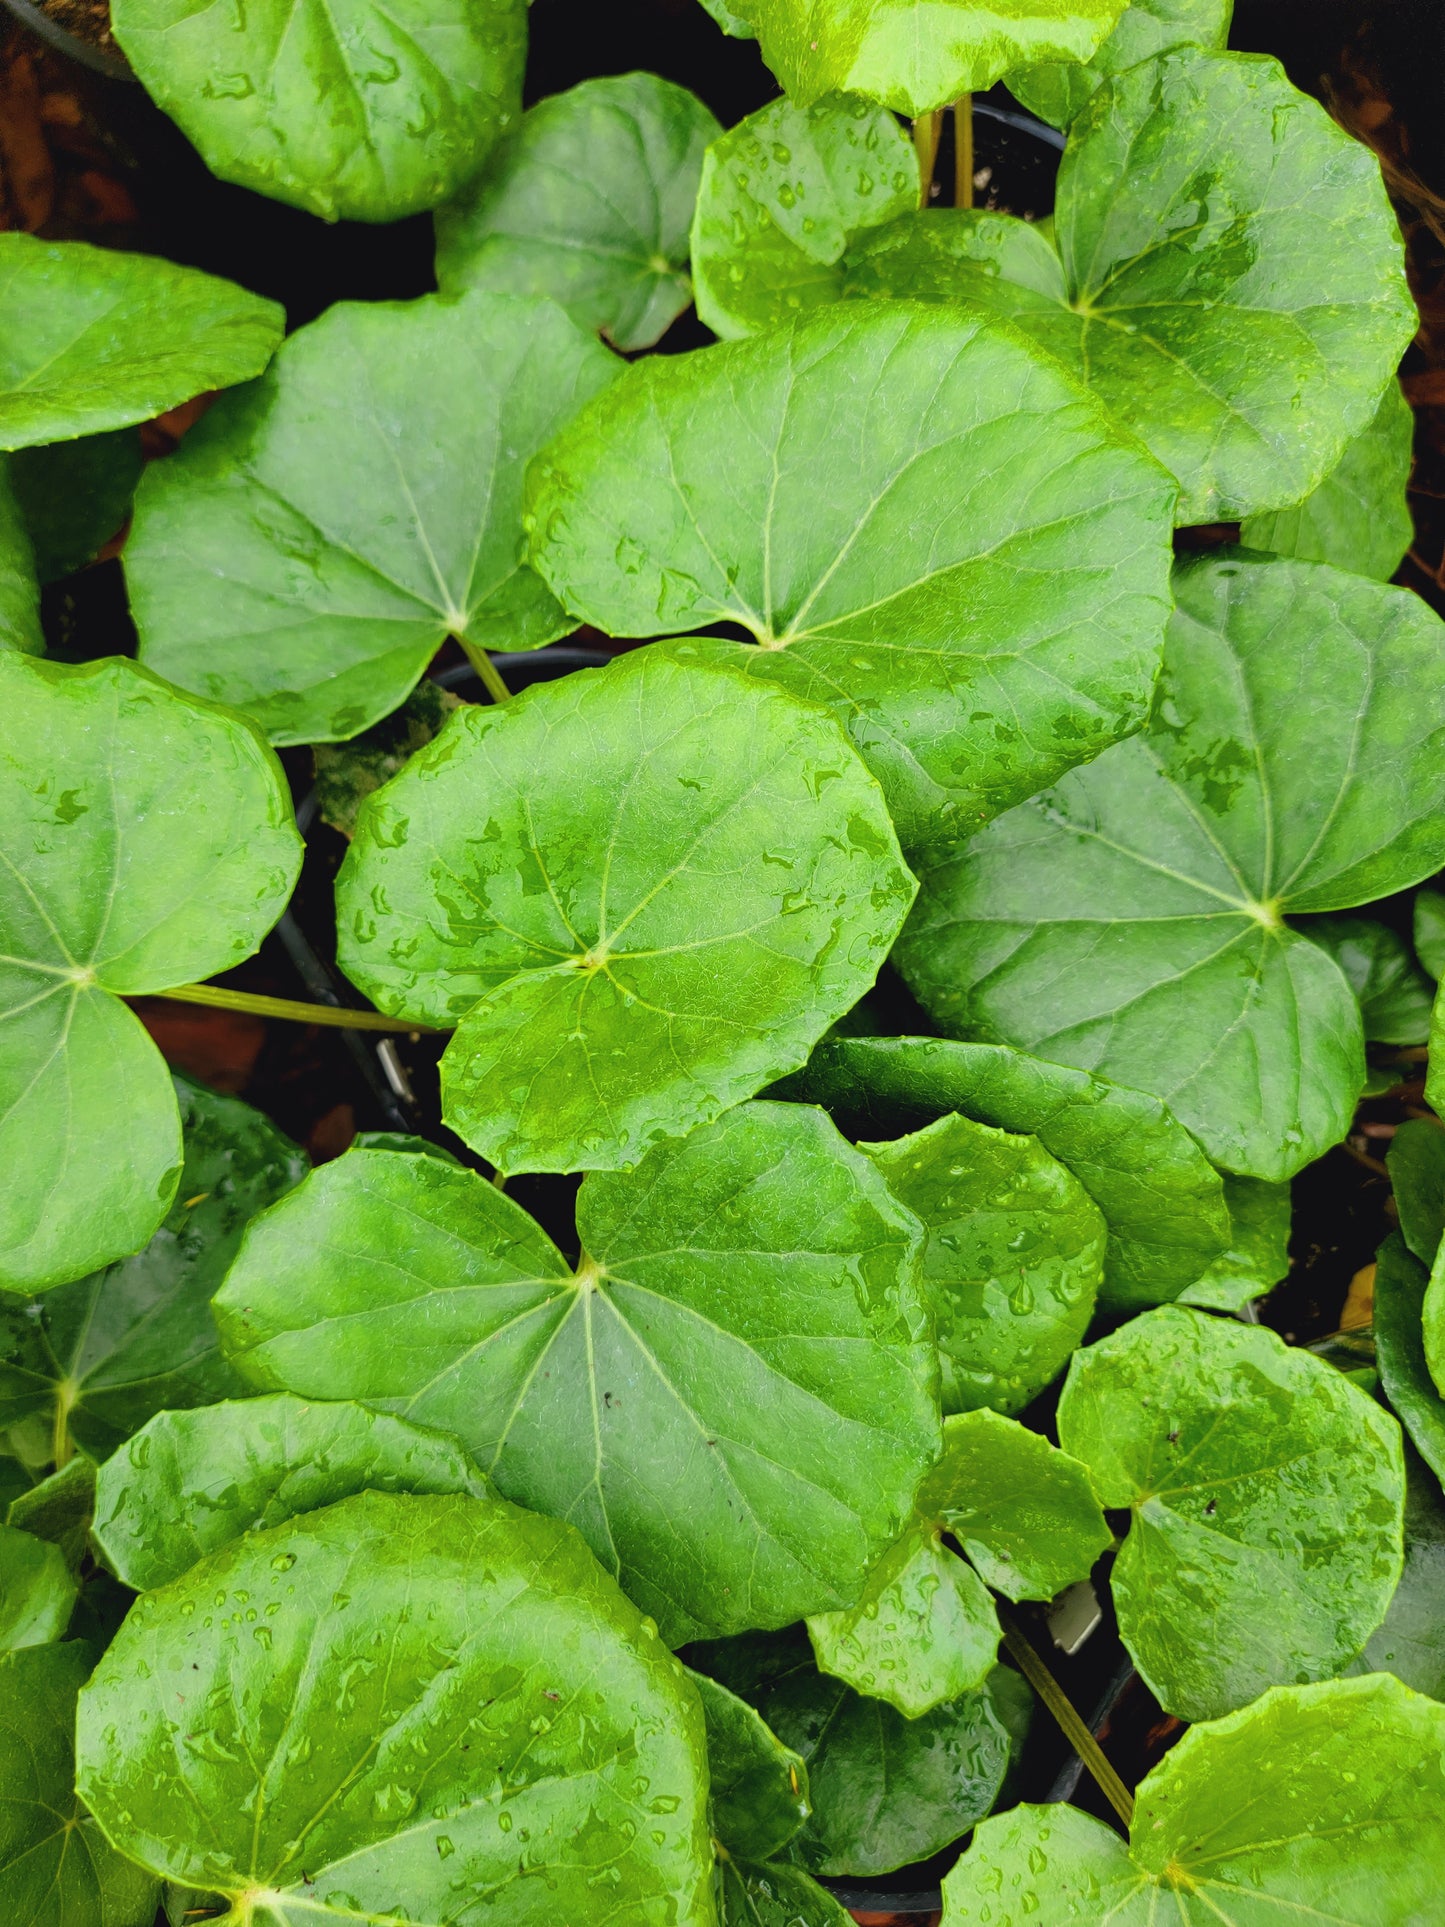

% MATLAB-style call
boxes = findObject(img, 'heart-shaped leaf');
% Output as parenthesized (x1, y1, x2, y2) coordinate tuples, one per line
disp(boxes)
(0, 1076, 306, 1462)
(436, 73, 720, 351)
(128, 292, 620, 747)
(780, 1033, 1230, 1309)
(111, 0, 526, 223)
(0, 235, 283, 452)
(527, 303, 1176, 849)
(336, 646, 916, 1173)
(1007, 0, 1231, 127)
(1058, 1305, 1405, 1721)
(1374, 1233, 1445, 1489)
(93, 1394, 491, 1591)
(943, 1674, 1445, 1924)
(900, 551, 1445, 1179)
(0, 471, 40, 654)
(1178, 1175, 1290, 1312)
(862, 1110, 1105, 1415)
(77, 1490, 714, 1921)
(1, 1641, 159, 1927)
(690, 94, 917, 339)
(0, 1523, 75, 1651)
(0, 656, 300, 1293)
(1298, 913, 1435, 1045)
(215, 1106, 940, 1644)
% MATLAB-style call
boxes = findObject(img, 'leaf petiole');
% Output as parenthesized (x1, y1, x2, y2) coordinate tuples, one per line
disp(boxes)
(998, 1611, 1135, 1827)
(458, 637, 513, 704)
(144, 983, 445, 1034)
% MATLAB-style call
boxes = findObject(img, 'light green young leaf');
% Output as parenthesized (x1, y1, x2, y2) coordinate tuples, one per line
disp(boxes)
(9, 428, 143, 584)
(77, 1491, 714, 1922)
(1374, 1233, 1445, 1488)
(716, 1857, 852, 1927)
(1388, 1117, 1445, 1266)
(0, 656, 301, 1294)
(943, 1674, 1445, 1924)
(847, 49, 1417, 524)
(93, 1394, 491, 1591)
(1350, 1450, 1445, 1700)
(780, 1033, 1230, 1309)
(690, 94, 917, 339)
(527, 303, 1176, 850)
(0, 1523, 75, 1650)
(1241, 379, 1415, 582)
(1007, 0, 1232, 128)
(733, 0, 1127, 114)
(687, 1668, 810, 1860)
(0, 1076, 306, 1463)
(1058, 1305, 1405, 1721)
(1415, 884, 1445, 978)
(336, 646, 916, 1173)
(692, 1627, 1009, 1876)
(0, 468, 41, 654)
(1297, 912, 1435, 1044)
(215, 1108, 940, 1645)
(0, 234, 282, 451)
(111, 0, 525, 224)
(129, 292, 620, 747)
(436, 73, 720, 351)
(900, 550, 1445, 1179)
(1, 1641, 159, 1926)
(9, 1453, 96, 1569)
(862, 1111, 1105, 1415)
(1179, 1174, 1290, 1311)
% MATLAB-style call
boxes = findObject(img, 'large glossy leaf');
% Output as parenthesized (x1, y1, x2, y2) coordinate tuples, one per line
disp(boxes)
(0, 1076, 306, 1461)
(129, 292, 620, 747)
(1298, 912, 1434, 1045)
(1058, 1305, 1405, 1721)
(1241, 380, 1415, 582)
(733, 0, 1128, 114)
(215, 1108, 940, 1645)
(690, 94, 917, 340)
(782, 1034, 1230, 1308)
(0, 470, 41, 654)
(1350, 1450, 1445, 1700)
(0, 656, 300, 1294)
(690, 1627, 1010, 1876)
(848, 49, 1416, 524)
(111, 0, 526, 224)
(336, 646, 916, 1172)
(1374, 1233, 1445, 1488)
(9, 429, 143, 584)
(862, 1111, 1105, 1415)
(1178, 1174, 1290, 1311)
(1388, 1118, 1445, 1266)
(0, 234, 282, 451)
(77, 1490, 715, 1922)
(900, 550, 1445, 1179)
(93, 1394, 491, 1591)
(0, 1522, 75, 1650)
(1007, 0, 1231, 127)
(527, 303, 1176, 850)
(436, 74, 720, 351)
(1, 1641, 159, 1927)
(942, 1674, 1445, 1924)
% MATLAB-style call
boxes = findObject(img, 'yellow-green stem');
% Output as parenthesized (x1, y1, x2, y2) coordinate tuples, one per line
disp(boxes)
(999, 1616, 1135, 1827)
(147, 983, 443, 1034)
(459, 637, 513, 704)
(954, 96, 974, 208)
(913, 110, 942, 207)
(51, 1379, 77, 1471)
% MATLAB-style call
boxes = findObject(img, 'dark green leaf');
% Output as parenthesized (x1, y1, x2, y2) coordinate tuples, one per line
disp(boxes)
(215, 1108, 940, 1644)
(0, 467, 41, 654)
(900, 551, 1445, 1179)
(1297, 913, 1434, 1044)
(437, 73, 720, 351)
(1058, 1304, 1405, 1720)
(1349, 1449, 1445, 1700)
(77, 1491, 714, 1920)
(715, 1856, 851, 1927)
(111, 0, 526, 223)
(0, 235, 283, 451)
(1387, 1119, 1445, 1267)
(8, 1453, 96, 1569)
(687, 1667, 810, 1860)
(1007, 0, 1232, 127)
(129, 292, 620, 747)
(1415, 885, 1445, 978)
(1374, 1233, 1445, 1488)
(0, 1523, 75, 1650)
(526, 303, 1176, 849)
(8, 429, 143, 583)
(1179, 1175, 1290, 1311)
(336, 646, 916, 1173)
(312, 680, 462, 837)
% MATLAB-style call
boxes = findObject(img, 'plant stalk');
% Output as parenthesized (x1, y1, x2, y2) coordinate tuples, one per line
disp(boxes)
(146, 983, 444, 1034)
(954, 96, 974, 208)
(999, 1615, 1135, 1827)
(914, 110, 942, 207)
(459, 637, 513, 704)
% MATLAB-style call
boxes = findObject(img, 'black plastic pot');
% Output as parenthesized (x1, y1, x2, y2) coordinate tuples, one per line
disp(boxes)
(0, 0, 132, 81)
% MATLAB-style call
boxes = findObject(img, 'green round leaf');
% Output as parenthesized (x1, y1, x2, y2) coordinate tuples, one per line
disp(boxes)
(0, 1522, 75, 1650)
(1058, 1305, 1405, 1721)
(1388, 1118, 1445, 1267)
(1007, 0, 1232, 128)
(687, 1668, 811, 1860)
(0, 468, 41, 655)
(129, 292, 621, 747)
(1297, 912, 1435, 1045)
(734, 0, 1127, 114)
(0, 656, 301, 1293)
(1, 1641, 159, 1927)
(526, 303, 1177, 850)
(900, 550, 1445, 1179)
(436, 73, 720, 351)
(0, 1076, 307, 1461)
(1350, 1450, 1445, 1701)
(0, 234, 283, 452)
(215, 1108, 940, 1645)
(1178, 1174, 1290, 1312)
(690, 93, 918, 339)
(1241, 379, 1415, 583)
(111, 0, 526, 224)
(862, 1110, 1105, 1415)
(782, 1033, 1230, 1309)
(76, 1490, 714, 1919)
(336, 646, 916, 1173)
(943, 1674, 1445, 1923)
(93, 1393, 491, 1591)
(9, 429, 143, 584)
(1374, 1233, 1445, 1489)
